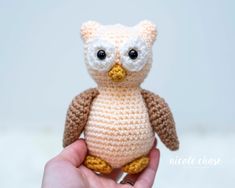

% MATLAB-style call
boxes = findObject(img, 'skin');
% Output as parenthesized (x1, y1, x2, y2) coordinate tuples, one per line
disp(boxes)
(42, 139, 160, 188)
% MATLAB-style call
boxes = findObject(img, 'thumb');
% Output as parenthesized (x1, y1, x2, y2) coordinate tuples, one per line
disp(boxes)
(55, 139, 87, 167)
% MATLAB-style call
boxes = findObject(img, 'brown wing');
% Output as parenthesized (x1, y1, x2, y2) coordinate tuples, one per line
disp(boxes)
(141, 89, 179, 151)
(63, 88, 99, 147)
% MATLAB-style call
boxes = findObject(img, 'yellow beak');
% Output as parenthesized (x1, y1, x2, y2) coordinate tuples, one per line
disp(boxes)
(108, 64, 127, 82)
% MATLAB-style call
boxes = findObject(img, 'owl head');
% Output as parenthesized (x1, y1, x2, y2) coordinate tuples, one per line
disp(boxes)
(80, 20, 157, 87)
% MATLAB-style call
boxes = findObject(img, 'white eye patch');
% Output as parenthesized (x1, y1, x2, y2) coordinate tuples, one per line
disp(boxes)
(86, 39, 115, 72)
(120, 37, 150, 72)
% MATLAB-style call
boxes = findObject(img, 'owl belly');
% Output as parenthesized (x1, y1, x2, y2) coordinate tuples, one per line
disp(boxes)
(84, 87, 155, 168)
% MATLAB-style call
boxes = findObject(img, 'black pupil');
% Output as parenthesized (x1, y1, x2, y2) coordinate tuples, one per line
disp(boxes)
(128, 49, 138, 60)
(97, 50, 106, 60)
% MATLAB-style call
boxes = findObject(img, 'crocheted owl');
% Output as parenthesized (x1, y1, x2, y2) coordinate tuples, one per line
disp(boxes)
(63, 20, 179, 174)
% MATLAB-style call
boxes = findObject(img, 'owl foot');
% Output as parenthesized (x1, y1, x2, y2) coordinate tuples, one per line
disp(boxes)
(84, 155, 112, 174)
(122, 156, 149, 174)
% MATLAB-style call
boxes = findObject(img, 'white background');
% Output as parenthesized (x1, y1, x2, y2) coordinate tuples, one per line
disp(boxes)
(0, 0, 234, 187)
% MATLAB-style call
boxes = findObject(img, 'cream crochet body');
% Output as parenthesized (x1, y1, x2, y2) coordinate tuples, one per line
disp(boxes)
(63, 21, 179, 174)
(84, 86, 155, 168)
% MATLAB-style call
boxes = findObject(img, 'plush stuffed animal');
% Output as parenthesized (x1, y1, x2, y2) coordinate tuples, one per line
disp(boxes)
(63, 20, 179, 174)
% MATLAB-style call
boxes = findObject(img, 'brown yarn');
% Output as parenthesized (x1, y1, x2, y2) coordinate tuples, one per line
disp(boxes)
(63, 88, 99, 147)
(141, 89, 179, 150)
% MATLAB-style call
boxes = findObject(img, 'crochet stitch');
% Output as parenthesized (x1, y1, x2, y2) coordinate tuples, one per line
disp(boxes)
(63, 88, 99, 147)
(87, 38, 116, 71)
(141, 89, 179, 150)
(63, 20, 179, 174)
(120, 37, 150, 71)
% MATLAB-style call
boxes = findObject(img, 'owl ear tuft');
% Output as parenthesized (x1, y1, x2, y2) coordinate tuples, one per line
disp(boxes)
(80, 21, 101, 42)
(137, 20, 157, 46)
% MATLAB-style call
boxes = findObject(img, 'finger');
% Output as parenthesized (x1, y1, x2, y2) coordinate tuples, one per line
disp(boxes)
(102, 168, 123, 181)
(120, 145, 159, 186)
(134, 148, 160, 188)
(55, 139, 87, 167)
(120, 143, 158, 186)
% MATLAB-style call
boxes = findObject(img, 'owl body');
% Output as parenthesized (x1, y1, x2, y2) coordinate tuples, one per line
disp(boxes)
(84, 87, 155, 168)
(63, 20, 179, 174)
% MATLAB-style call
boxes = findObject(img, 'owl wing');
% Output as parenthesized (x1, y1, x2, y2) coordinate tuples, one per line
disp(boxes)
(63, 88, 99, 147)
(141, 89, 179, 151)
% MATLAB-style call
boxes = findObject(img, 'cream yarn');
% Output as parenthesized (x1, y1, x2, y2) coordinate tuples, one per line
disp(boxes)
(63, 20, 179, 172)
(85, 86, 155, 168)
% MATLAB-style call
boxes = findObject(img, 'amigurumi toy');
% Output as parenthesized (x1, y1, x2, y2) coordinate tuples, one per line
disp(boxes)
(63, 20, 179, 174)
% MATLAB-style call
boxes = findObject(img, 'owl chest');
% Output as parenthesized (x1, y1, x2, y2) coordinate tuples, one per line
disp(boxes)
(84, 88, 155, 167)
(85, 88, 152, 138)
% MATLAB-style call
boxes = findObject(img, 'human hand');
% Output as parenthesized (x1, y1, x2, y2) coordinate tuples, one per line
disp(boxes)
(42, 139, 160, 188)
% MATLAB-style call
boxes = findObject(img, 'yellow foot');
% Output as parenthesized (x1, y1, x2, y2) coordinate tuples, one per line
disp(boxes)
(122, 156, 149, 174)
(84, 155, 112, 174)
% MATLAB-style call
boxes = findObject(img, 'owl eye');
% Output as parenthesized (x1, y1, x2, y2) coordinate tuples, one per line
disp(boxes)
(120, 37, 150, 72)
(86, 39, 115, 71)
(97, 50, 106, 60)
(128, 49, 138, 59)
